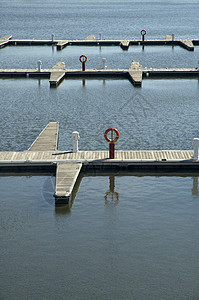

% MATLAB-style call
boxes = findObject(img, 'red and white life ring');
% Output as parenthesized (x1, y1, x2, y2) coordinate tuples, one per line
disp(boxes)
(104, 128, 120, 143)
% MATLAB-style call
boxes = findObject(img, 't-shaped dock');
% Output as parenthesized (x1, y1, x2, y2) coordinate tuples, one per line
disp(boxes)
(0, 123, 199, 205)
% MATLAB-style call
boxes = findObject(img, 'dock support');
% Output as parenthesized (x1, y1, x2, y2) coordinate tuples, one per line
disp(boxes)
(52, 34, 54, 42)
(193, 138, 199, 160)
(172, 33, 175, 41)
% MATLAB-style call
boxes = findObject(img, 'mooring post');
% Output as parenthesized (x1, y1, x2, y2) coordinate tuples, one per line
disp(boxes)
(37, 60, 42, 72)
(102, 58, 107, 69)
(52, 33, 54, 42)
(172, 33, 175, 41)
(193, 138, 199, 160)
(99, 32, 102, 40)
(72, 131, 80, 152)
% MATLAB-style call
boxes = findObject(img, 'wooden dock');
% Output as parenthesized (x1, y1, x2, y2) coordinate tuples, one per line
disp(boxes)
(1, 34, 198, 51)
(0, 122, 199, 205)
(0, 35, 12, 48)
(0, 61, 198, 87)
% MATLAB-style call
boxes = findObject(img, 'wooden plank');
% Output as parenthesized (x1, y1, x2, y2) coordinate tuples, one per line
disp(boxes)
(56, 40, 69, 50)
(0, 35, 12, 48)
(28, 122, 59, 151)
(85, 35, 95, 40)
(49, 72, 65, 87)
(54, 162, 82, 202)
(120, 40, 130, 50)
(128, 70, 142, 86)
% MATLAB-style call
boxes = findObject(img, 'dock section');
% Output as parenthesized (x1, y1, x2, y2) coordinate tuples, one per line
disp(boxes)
(0, 35, 12, 48)
(120, 40, 130, 50)
(1, 34, 197, 51)
(49, 62, 66, 87)
(85, 35, 96, 40)
(128, 61, 143, 86)
(28, 122, 59, 151)
(0, 63, 198, 87)
(54, 162, 82, 203)
(0, 122, 199, 204)
(57, 40, 69, 50)
(166, 35, 194, 51)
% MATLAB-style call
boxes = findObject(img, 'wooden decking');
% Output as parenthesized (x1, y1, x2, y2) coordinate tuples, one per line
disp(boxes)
(55, 162, 82, 202)
(0, 61, 198, 88)
(28, 122, 59, 151)
(1, 34, 198, 51)
(0, 149, 195, 163)
(49, 62, 66, 87)
(0, 35, 12, 48)
(0, 122, 199, 204)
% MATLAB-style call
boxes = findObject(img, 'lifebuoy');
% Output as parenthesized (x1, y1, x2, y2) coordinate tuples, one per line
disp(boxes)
(104, 128, 120, 143)
(79, 55, 88, 63)
(141, 30, 146, 36)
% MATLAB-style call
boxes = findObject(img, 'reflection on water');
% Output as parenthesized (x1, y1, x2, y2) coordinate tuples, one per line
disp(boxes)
(192, 176, 199, 196)
(51, 174, 199, 208)
(105, 176, 119, 206)
(1, 174, 199, 299)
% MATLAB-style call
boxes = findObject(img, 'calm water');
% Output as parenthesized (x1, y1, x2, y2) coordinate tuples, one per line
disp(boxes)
(1, 1, 199, 299)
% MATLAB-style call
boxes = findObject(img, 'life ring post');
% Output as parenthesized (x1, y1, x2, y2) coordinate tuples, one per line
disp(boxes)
(109, 142, 115, 159)
(141, 29, 146, 41)
(79, 55, 88, 71)
(104, 128, 120, 159)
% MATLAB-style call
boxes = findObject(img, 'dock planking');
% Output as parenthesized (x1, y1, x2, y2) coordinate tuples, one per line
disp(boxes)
(0, 61, 198, 87)
(0, 35, 12, 48)
(0, 122, 199, 204)
(49, 62, 66, 87)
(28, 122, 59, 151)
(54, 162, 82, 203)
(1, 34, 198, 51)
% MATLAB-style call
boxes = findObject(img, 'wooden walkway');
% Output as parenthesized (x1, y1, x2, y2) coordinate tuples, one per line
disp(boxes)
(28, 122, 59, 151)
(0, 61, 198, 88)
(0, 122, 199, 204)
(0, 35, 12, 48)
(1, 34, 198, 51)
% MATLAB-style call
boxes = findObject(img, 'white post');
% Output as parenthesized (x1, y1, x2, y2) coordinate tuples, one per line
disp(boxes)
(102, 58, 107, 69)
(193, 138, 199, 160)
(52, 33, 54, 42)
(99, 32, 102, 40)
(172, 33, 174, 41)
(72, 131, 80, 152)
(37, 60, 42, 72)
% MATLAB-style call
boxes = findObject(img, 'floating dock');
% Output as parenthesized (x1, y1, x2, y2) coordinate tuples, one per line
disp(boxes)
(0, 122, 198, 204)
(0, 34, 198, 51)
(0, 61, 198, 88)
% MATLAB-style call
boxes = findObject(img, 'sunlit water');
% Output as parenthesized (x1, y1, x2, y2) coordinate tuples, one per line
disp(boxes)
(1, 1, 199, 299)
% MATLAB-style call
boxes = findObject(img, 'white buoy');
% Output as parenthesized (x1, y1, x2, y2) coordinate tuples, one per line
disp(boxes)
(52, 33, 54, 42)
(193, 138, 199, 160)
(72, 131, 80, 152)
(102, 58, 107, 69)
(37, 60, 42, 72)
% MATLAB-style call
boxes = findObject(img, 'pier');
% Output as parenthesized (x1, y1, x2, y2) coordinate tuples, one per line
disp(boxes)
(0, 122, 198, 205)
(0, 34, 198, 51)
(0, 61, 198, 87)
